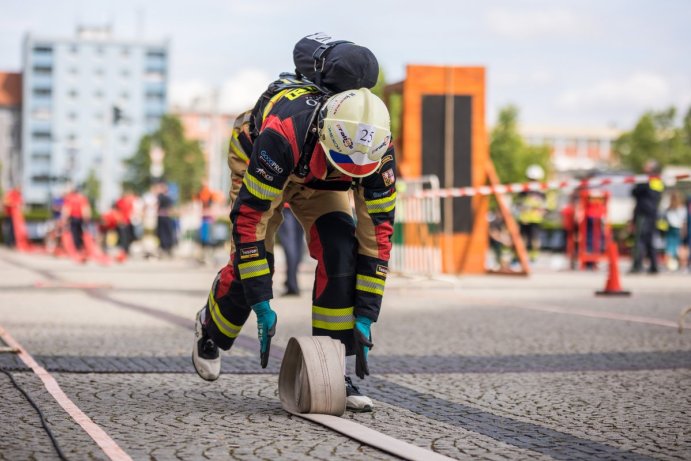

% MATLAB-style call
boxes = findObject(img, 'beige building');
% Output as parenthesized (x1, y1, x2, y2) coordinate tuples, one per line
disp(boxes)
(520, 124, 622, 172)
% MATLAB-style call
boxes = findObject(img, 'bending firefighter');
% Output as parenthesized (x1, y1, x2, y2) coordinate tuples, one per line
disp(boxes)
(192, 83, 396, 412)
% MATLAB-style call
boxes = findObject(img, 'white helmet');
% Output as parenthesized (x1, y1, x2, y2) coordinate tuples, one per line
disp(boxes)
(526, 164, 545, 181)
(318, 88, 391, 178)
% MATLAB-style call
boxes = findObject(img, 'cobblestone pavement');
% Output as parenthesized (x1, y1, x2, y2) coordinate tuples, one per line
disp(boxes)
(0, 247, 690, 460)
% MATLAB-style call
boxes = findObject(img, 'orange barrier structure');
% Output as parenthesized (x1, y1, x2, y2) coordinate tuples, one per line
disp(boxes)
(565, 189, 611, 270)
(386, 65, 489, 274)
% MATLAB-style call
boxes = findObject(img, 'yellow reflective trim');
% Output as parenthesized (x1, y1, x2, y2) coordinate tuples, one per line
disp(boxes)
(262, 89, 290, 120)
(356, 274, 385, 295)
(356, 274, 385, 286)
(366, 191, 397, 206)
(240, 267, 270, 278)
(649, 178, 664, 192)
(312, 319, 355, 331)
(208, 289, 242, 339)
(229, 133, 249, 163)
(356, 284, 384, 296)
(242, 173, 281, 201)
(365, 192, 397, 214)
(238, 258, 271, 279)
(312, 306, 354, 317)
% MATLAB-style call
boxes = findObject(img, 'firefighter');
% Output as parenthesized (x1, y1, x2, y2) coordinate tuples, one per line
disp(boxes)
(192, 85, 395, 412)
(517, 165, 546, 261)
(630, 160, 664, 274)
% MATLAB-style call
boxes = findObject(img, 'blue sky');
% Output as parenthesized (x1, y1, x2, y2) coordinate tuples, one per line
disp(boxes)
(2, 0, 690, 128)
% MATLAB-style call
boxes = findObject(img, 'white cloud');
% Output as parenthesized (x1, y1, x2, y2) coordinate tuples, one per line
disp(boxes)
(486, 6, 589, 39)
(170, 68, 273, 114)
(556, 72, 672, 113)
(493, 69, 555, 87)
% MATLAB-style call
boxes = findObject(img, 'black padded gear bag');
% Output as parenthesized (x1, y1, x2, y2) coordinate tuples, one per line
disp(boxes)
(293, 32, 379, 94)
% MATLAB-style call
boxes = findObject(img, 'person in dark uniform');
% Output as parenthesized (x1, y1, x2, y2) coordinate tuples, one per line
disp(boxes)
(277, 204, 304, 296)
(630, 160, 664, 274)
(155, 182, 176, 256)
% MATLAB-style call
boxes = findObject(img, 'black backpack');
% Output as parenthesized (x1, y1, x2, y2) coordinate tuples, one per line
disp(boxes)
(293, 32, 379, 93)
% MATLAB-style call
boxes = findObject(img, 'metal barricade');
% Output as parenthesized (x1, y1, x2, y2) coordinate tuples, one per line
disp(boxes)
(391, 175, 443, 275)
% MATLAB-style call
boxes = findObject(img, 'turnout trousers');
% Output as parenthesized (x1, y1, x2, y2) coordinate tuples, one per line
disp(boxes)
(203, 183, 359, 355)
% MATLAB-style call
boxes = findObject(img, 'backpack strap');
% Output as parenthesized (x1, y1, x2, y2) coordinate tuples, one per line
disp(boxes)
(311, 41, 351, 88)
(293, 101, 324, 179)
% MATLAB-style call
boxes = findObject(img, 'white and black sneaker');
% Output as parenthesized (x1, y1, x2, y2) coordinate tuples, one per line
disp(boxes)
(192, 308, 220, 381)
(345, 376, 374, 412)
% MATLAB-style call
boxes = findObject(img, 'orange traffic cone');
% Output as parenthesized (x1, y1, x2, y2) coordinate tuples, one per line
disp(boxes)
(596, 241, 631, 296)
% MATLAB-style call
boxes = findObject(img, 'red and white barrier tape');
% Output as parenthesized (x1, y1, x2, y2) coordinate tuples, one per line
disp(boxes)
(404, 173, 690, 199)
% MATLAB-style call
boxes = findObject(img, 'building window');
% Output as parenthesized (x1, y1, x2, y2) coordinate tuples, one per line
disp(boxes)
(69, 67, 78, 75)
(120, 91, 130, 100)
(33, 45, 53, 54)
(32, 131, 52, 141)
(95, 68, 104, 77)
(33, 88, 52, 97)
(68, 89, 78, 98)
(120, 135, 129, 144)
(146, 50, 165, 59)
(31, 152, 51, 161)
(70, 45, 78, 54)
(121, 47, 130, 56)
(33, 65, 52, 75)
(94, 90, 104, 99)
(121, 69, 130, 78)
(96, 46, 104, 55)
(68, 112, 77, 121)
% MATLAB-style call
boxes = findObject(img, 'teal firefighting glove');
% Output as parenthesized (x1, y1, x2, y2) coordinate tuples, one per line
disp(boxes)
(251, 301, 277, 368)
(353, 316, 374, 379)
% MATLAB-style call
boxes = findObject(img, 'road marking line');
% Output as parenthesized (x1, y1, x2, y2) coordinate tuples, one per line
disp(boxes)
(504, 303, 679, 329)
(0, 325, 132, 461)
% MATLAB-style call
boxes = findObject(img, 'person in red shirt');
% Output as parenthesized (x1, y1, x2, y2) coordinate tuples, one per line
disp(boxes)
(62, 186, 92, 250)
(2, 187, 22, 248)
(115, 189, 136, 255)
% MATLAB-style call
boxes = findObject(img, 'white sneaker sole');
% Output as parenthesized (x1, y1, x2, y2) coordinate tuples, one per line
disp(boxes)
(346, 395, 374, 412)
(192, 311, 221, 381)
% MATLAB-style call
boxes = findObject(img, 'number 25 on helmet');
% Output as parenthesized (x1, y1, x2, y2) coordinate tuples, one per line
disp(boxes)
(318, 88, 391, 178)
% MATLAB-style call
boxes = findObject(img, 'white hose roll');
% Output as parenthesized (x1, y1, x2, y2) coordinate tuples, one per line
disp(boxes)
(278, 336, 457, 461)
(278, 336, 346, 416)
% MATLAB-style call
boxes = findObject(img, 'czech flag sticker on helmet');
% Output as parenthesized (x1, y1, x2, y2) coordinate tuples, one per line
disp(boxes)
(325, 149, 381, 177)
(318, 88, 391, 178)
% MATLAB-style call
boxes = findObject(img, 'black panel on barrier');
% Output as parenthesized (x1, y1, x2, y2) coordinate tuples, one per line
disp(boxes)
(421, 95, 473, 233)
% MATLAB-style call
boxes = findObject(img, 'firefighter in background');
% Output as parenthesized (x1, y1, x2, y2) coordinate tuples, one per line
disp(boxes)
(516, 165, 547, 261)
(62, 185, 91, 251)
(115, 189, 137, 256)
(2, 187, 22, 247)
(630, 160, 664, 274)
(196, 182, 223, 261)
(192, 86, 395, 412)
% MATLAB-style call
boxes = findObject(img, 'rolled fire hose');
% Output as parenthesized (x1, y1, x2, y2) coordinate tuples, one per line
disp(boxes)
(278, 336, 455, 461)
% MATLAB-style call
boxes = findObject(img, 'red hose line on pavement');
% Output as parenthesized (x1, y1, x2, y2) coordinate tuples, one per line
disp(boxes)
(0, 325, 133, 461)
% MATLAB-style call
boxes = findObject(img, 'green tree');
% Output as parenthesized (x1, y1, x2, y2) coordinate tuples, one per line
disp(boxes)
(84, 168, 100, 210)
(490, 105, 551, 184)
(614, 106, 691, 172)
(124, 115, 206, 202)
